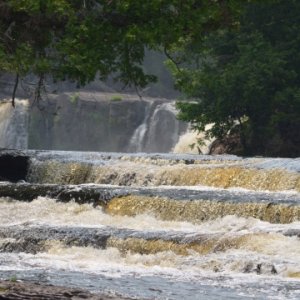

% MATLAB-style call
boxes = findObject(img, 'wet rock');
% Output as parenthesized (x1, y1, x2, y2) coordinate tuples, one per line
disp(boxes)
(0, 183, 127, 205)
(118, 172, 137, 186)
(0, 224, 222, 255)
(0, 238, 44, 254)
(0, 280, 129, 299)
(209, 133, 243, 156)
(243, 262, 277, 275)
(255, 263, 277, 275)
(0, 150, 29, 182)
(0, 182, 62, 202)
(0, 226, 114, 252)
(282, 229, 300, 238)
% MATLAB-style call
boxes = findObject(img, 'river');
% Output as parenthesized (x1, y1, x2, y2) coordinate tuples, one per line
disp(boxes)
(0, 150, 299, 299)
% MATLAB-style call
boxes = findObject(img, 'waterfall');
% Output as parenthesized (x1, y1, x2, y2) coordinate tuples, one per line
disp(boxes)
(172, 124, 214, 154)
(0, 99, 29, 149)
(24, 151, 300, 191)
(0, 149, 300, 299)
(0, 95, 187, 153)
(27, 94, 187, 153)
(143, 102, 180, 152)
(127, 101, 155, 152)
(128, 101, 186, 153)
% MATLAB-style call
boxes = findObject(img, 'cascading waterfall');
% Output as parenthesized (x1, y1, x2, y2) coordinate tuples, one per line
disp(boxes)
(0, 100, 29, 149)
(0, 150, 300, 299)
(173, 124, 214, 154)
(142, 102, 181, 152)
(127, 101, 156, 152)
(1, 95, 188, 152)
(25, 151, 300, 191)
(128, 101, 184, 153)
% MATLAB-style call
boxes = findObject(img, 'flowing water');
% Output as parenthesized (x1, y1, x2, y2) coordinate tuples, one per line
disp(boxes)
(0, 100, 29, 149)
(0, 96, 187, 152)
(0, 150, 300, 299)
(173, 124, 214, 154)
(128, 102, 183, 153)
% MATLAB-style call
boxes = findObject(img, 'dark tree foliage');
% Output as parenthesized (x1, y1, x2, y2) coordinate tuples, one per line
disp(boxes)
(173, 0, 300, 157)
(0, 0, 240, 105)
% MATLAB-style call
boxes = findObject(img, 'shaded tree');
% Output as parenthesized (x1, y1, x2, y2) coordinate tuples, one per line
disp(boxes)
(172, 0, 300, 156)
(0, 0, 242, 105)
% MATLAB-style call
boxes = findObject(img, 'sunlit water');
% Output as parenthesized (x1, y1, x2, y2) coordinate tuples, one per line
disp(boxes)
(0, 195, 300, 299)
(0, 151, 300, 298)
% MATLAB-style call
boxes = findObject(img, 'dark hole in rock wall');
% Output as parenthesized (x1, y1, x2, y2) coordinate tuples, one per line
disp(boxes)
(0, 152, 29, 182)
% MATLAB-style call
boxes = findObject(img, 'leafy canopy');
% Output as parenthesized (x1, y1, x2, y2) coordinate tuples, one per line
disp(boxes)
(172, 0, 300, 156)
(0, 0, 242, 104)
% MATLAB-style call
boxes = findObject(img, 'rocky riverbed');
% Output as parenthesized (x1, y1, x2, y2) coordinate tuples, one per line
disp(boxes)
(0, 280, 130, 300)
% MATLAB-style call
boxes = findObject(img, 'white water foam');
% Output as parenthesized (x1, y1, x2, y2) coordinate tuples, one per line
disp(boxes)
(1, 241, 299, 282)
(1, 197, 300, 234)
(0, 195, 300, 299)
(172, 125, 214, 155)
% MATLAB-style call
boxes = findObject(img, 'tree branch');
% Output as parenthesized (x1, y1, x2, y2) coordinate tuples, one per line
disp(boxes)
(163, 46, 182, 73)
(12, 73, 19, 107)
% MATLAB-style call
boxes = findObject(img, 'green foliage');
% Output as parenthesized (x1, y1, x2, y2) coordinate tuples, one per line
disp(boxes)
(0, 0, 243, 101)
(110, 95, 122, 102)
(173, 0, 300, 156)
(70, 93, 79, 104)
